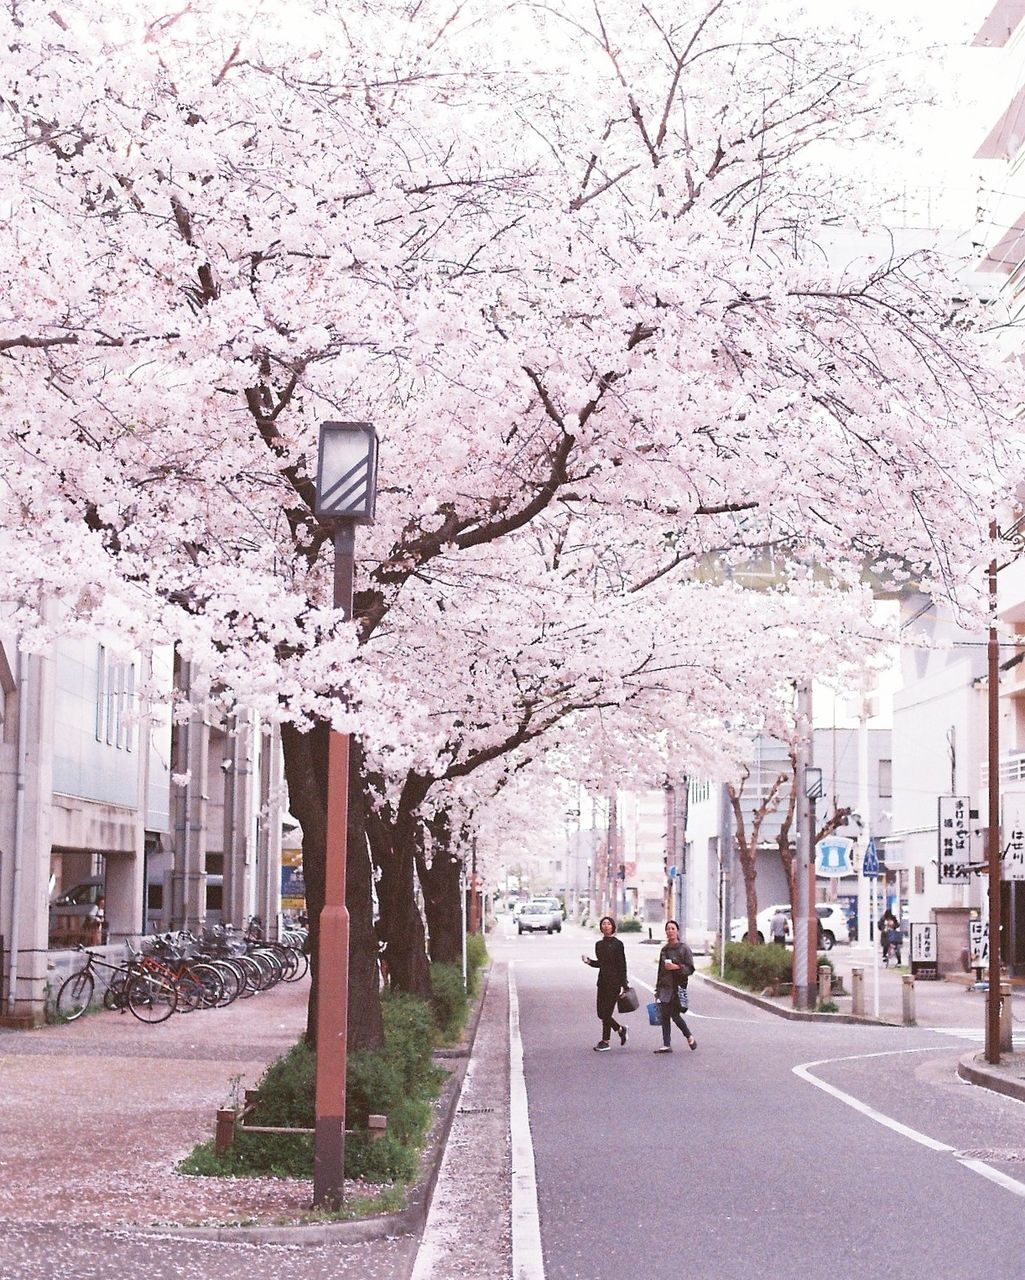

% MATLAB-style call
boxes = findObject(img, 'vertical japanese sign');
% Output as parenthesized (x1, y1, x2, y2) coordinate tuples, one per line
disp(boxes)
(937, 795, 972, 885)
(969, 920, 988, 967)
(1002, 792, 1025, 881)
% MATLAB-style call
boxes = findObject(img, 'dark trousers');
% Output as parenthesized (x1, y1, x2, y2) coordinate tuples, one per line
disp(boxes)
(659, 1001, 692, 1047)
(597, 987, 623, 1042)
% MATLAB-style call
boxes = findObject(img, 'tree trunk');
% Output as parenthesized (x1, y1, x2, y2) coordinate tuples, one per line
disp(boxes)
(367, 791, 432, 1000)
(728, 767, 791, 942)
(417, 812, 465, 966)
(279, 720, 383, 1053)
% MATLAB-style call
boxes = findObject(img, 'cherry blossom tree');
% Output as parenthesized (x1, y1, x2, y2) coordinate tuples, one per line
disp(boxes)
(2, 0, 1022, 1046)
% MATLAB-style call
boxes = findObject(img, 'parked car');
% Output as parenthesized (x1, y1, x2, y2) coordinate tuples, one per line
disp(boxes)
(729, 902, 849, 950)
(517, 901, 562, 934)
(48, 876, 106, 946)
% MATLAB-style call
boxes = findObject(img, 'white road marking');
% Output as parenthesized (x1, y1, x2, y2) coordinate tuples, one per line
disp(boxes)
(958, 1158, 1025, 1198)
(509, 963, 546, 1280)
(795, 1047, 1025, 1198)
(631, 974, 758, 1021)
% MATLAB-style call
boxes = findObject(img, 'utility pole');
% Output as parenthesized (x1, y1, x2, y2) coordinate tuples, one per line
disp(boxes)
(605, 793, 617, 920)
(468, 835, 480, 936)
(856, 698, 872, 948)
(986, 523, 1002, 1064)
(717, 782, 734, 965)
(793, 682, 817, 1010)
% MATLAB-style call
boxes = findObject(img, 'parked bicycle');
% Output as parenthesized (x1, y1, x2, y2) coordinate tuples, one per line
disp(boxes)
(55, 946, 179, 1023)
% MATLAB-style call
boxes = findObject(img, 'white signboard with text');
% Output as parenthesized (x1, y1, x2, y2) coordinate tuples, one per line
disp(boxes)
(910, 923, 937, 964)
(938, 795, 973, 885)
(1003, 793, 1025, 881)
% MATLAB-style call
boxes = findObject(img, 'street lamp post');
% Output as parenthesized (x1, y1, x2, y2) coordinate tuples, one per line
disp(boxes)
(312, 421, 378, 1209)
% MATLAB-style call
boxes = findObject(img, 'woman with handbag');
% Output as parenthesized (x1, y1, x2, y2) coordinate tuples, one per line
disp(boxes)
(581, 915, 630, 1051)
(654, 919, 697, 1053)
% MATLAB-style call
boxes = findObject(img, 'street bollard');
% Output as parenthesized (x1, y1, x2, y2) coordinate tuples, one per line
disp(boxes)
(215, 1108, 237, 1157)
(1000, 982, 1014, 1053)
(851, 966, 864, 1017)
(817, 965, 832, 1006)
(902, 974, 916, 1026)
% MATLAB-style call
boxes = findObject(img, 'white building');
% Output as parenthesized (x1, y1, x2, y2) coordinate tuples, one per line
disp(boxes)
(0, 626, 287, 1026)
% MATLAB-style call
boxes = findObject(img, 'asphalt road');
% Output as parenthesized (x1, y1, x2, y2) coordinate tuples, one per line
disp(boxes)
(503, 922, 1025, 1280)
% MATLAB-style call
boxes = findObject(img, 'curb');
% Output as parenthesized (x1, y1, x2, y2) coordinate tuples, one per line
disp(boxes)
(697, 972, 899, 1027)
(130, 963, 493, 1247)
(957, 1051, 1025, 1104)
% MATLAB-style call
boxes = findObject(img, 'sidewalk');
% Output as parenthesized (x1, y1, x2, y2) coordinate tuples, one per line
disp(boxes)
(0, 960, 504, 1277)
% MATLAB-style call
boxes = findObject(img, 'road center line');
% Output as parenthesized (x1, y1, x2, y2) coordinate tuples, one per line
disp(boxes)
(509, 963, 546, 1280)
(795, 1048, 1025, 1198)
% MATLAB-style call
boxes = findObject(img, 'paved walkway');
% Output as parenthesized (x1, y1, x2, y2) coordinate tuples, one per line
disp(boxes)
(0, 978, 311, 1228)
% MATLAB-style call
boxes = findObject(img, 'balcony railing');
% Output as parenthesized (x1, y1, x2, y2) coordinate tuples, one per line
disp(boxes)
(980, 752, 1025, 786)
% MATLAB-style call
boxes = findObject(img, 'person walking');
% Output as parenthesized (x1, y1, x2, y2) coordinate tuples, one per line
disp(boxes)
(582, 915, 629, 1052)
(770, 907, 788, 947)
(654, 919, 696, 1053)
(878, 907, 897, 959)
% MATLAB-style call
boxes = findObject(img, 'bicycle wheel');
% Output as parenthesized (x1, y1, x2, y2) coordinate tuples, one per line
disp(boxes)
(209, 959, 242, 1005)
(251, 948, 284, 988)
(126, 972, 178, 1023)
(235, 954, 264, 996)
(282, 948, 309, 982)
(173, 971, 204, 1013)
(103, 969, 131, 1010)
(55, 971, 94, 1021)
(188, 963, 225, 1009)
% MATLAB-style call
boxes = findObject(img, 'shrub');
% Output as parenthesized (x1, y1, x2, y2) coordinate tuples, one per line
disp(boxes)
(180, 989, 444, 1184)
(712, 942, 835, 992)
(466, 933, 488, 996)
(429, 962, 469, 1041)
(617, 917, 643, 933)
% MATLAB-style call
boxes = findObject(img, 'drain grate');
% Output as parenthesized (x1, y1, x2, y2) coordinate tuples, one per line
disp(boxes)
(957, 1149, 1025, 1162)
(457, 1106, 497, 1115)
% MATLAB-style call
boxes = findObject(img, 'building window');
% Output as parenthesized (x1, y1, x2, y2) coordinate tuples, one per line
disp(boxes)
(96, 645, 136, 751)
(878, 759, 892, 799)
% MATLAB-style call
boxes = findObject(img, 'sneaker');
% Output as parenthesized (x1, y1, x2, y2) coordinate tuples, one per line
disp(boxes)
(593, 1041, 611, 1052)
(654, 1045, 672, 1054)
(619, 1026, 628, 1047)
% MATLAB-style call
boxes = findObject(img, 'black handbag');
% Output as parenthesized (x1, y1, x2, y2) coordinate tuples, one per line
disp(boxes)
(616, 985, 639, 1013)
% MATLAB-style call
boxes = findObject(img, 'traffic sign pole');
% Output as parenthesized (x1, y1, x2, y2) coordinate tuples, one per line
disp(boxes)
(862, 838, 882, 1018)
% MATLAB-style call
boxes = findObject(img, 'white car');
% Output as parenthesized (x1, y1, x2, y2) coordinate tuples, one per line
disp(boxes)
(729, 903, 849, 951)
(517, 900, 563, 934)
